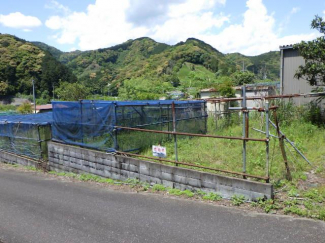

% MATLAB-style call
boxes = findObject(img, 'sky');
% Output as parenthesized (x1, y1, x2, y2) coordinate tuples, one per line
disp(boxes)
(0, 0, 324, 55)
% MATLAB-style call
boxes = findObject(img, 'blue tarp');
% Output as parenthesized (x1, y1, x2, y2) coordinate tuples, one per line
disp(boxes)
(0, 112, 53, 125)
(52, 100, 207, 152)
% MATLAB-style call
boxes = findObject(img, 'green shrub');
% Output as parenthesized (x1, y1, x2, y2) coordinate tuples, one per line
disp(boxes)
(202, 192, 222, 201)
(152, 184, 166, 192)
(231, 195, 246, 206)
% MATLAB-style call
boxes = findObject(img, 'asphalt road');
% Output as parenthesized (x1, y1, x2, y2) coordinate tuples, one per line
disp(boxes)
(0, 168, 324, 243)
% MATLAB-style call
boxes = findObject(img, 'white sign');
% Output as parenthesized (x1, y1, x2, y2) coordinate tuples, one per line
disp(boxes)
(152, 145, 167, 158)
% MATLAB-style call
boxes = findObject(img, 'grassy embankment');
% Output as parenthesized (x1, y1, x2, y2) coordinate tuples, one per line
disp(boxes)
(138, 104, 325, 219)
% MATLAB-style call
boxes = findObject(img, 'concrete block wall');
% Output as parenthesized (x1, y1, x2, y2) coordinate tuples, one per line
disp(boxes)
(48, 142, 273, 200)
(0, 149, 39, 167)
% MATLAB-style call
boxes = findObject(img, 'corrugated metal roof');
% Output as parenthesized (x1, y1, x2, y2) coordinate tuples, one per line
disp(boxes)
(280, 44, 294, 50)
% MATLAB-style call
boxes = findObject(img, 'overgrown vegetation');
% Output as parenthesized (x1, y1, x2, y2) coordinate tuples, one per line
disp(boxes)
(0, 34, 77, 101)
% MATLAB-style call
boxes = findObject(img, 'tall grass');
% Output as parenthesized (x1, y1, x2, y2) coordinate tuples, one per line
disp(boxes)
(141, 103, 325, 181)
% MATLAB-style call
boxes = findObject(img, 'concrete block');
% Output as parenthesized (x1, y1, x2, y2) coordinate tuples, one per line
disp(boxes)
(173, 167, 187, 177)
(129, 172, 140, 179)
(89, 168, 97, 174)
(82, 160, 89, 167)
(187, 178, 201, 187)
(111, 167, 121, 174)
(174, 183, 187, 191)
(162, 180, 174, 188)
(81, 165, 90, 173)
(111, 160, 121, 169)
(102, 159, 112, 167)
(103, 166, 112, 172)
(173, 175, 187, 184)
(94, 170, 105, 177)
(149, 163, 162, 178)
(104, 170, 112, 178)
(69, 151, 76, 158)
(161, 172, 173, 181)
(129, 164, 139, 173)
(111, 173, 120, 180)
(97, 164, 104, 171)
(121, 162, 129, 171)
(139, 174, 151, 183)
(96, 157, 103, 165)
(120, 170, 129, 178)
(186, 170, 201, 180)
(161, 165, 174, 174)
(217, 185, 235, 199)
(128, 158, 140, 168)
(139, 162, 150, 175)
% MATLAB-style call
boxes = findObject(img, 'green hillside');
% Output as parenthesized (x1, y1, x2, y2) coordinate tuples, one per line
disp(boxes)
(226, 51, 280, 81)
(42, 37, 238, 98)
(2, 34, 281, 100)
(0, 34, 77, 98)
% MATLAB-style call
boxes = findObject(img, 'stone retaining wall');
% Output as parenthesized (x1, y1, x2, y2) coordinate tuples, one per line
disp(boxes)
(0, 149, 40, 167)
(48, 142, 273, 200)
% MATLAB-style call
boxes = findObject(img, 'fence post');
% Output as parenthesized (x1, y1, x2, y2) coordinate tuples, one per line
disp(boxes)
(172, 102, 179, 164)
(242, 86, 247, 179)
(265, 101, 270, 181)
(273, 109, 292, 181)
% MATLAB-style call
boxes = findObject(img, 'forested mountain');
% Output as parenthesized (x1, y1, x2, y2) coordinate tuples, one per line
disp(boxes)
(226, 51, 280, 81)
(1, 33, 280, 100)
(0, 34, 76, 98)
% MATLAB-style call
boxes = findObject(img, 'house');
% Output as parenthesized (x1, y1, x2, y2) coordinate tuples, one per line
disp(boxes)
(200, 82, 279, 116)
(280, 45, 325, 106)
(35, 104, 52, 113)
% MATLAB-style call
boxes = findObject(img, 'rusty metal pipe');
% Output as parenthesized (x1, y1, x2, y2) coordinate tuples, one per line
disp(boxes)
(117, 151, 269, 182)
(114, 126, 267, 142)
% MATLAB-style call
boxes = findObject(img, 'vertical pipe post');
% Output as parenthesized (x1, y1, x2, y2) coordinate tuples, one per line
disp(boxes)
(265, 101, 270, 181)
(273, 110, 292, 181)
(242, 86, 247, 178)
(32, 79, 36, 114)
(203, 101, 207, 134)
(113, 103, 118, 150)
(80, 100, 84, 144)
(172, 102, 178, 164)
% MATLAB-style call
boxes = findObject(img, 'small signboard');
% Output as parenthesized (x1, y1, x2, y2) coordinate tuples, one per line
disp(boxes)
(152, 145, 167, 158)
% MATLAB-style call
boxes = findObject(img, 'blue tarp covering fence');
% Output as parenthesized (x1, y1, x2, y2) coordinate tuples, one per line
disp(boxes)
(0, 112, 52, 159)
(52, 100, 207, 153)
(0, 100, 207, 158)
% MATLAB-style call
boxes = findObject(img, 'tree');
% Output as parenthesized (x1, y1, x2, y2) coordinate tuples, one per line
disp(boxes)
(55, 82, 90, 101)
(294, 15, 325, 86)
(17, 102, 33, 114)
(231, 71, 255, 85)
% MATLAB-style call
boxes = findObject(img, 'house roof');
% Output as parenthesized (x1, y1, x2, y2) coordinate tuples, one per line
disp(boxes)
(279, 44, 294, 50)
(35, 104, 53, 110)
(200, 88, 217, 92)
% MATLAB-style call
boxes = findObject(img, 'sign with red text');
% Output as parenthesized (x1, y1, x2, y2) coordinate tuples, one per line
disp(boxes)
(152, 145, 167, 158)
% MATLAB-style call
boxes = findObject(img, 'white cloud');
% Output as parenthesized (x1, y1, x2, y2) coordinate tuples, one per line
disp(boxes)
(46, 0, 148, 49)
(45, 0, 228, 50)
(45, 0, 70, 14)
(0, 12, 42, 30)
(45, 0, 319, 55)
(198, 0, 318, 55)
(291, 7, 300, 14)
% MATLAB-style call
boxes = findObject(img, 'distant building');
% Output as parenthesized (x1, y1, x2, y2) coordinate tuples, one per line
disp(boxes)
(200, 82, 279, 116)
(35, 104, 52, 113)
(280, 45, 325, 106)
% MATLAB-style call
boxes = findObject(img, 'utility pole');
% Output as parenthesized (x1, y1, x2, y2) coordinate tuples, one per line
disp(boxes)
(52, 83, 55, 100)
(32, 78, 36, 114)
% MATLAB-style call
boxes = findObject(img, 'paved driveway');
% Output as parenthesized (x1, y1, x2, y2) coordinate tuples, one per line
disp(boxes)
(0, 168, 324, 243)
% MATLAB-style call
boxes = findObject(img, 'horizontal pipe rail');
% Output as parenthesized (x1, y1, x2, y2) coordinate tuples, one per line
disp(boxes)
(114, 126, 267, 142)
(117, 151, 269, 182)
(205, 92, 325, 103)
